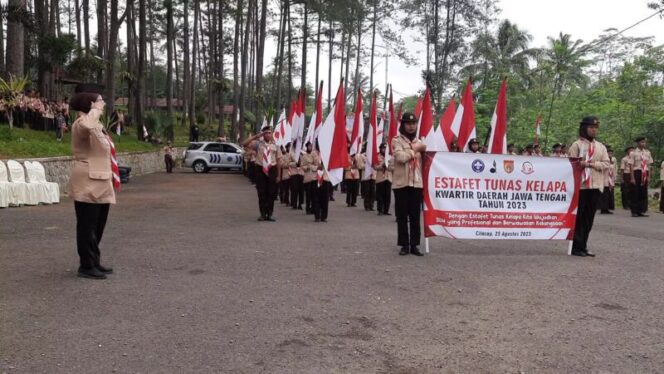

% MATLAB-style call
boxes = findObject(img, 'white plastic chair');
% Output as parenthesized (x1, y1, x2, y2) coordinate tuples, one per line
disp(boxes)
(32, 161, 60, 204)
(0, 161, 11, 208)
(6, 160, 39, 206)
(23, 161, 52, 204)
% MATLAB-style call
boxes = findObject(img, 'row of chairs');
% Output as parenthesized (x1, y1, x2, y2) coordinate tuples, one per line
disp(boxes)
(0, 160, 60, 208)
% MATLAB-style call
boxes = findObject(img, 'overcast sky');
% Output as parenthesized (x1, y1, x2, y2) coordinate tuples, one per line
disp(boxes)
(267, 0, 664, 105)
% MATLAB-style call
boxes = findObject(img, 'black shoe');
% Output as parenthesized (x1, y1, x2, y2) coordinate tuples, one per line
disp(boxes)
(257, 216, 266, 221)
(369, 208, 374, 211)
(298, 206, 303, 210)
(315, 218, 321, 222)
(639, 213, 649, 217)
(410, 247, 424, 256)
(96, 264, 113, 274)
(584, 250, 596, 257)
(266, 216, 276, 222)
(631, 214, 641, 217)
(77, 267, 107, 279)
(321, 219, 327, 222)
(384, 212, 391, 216)
(399, 247, 409, 256)
(377, 212, 383, 216)
(571, 250, 587, 257)
(330, 197, 335, 201)
(600, 210, 611, 214)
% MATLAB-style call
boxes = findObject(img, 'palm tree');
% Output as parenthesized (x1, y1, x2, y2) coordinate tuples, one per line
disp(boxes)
(542, 33, 589, 147)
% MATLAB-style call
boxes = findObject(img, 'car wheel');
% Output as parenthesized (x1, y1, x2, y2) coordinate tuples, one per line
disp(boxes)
(193, 160, 208, 173)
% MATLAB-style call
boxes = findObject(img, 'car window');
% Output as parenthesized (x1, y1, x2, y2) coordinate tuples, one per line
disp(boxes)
(204, 143, 223, 152)
(222, 144, 238, 153)
(188, 143, 203, 150)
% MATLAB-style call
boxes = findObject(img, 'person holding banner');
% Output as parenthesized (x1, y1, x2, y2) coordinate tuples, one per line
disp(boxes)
(465, 138, 481, 154)
(242, 126, 278, 222)
(629, 137, 653, 217)
(392, 112, 426, 256)
(568, 116, 610, 257)
(375, 143, 393, 216)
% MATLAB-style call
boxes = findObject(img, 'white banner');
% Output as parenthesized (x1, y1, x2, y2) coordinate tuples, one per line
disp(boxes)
(422, 152, 582, 240)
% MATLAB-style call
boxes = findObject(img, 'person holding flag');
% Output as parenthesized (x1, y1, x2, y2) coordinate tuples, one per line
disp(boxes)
(289, 140, 305, 210)
(243, 125, 279, 222)
(345, 149, 361, 207)
(392, 112, 426, 256)
(278, 143, 291, 205)
(300, 141, 316, 214)
(567, 116, 610, 257)
(375, 143, 393, 216)
(311, 141, 331, 222)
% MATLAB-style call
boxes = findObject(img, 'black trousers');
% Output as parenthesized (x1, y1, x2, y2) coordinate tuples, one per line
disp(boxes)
(247, 161, 256, 183)
(394, 187, 422, 247)
(346, 179, 359, 206)
(290, 174, 304, 208)
(572, 189, 600, 252)
(660, 186, 664, 213)
(630, 170, 648, 214)
(376, 181, 392, 214)
(363, 180, 376, 210)
(75, 201, 110, 269)
(621, 173, 630, 209)
(255, 166, 278, 218)
(164, 155, 174, 173)
(599, 186, 615, 212)
(312, 181, 331, 220)
(305, 181, 315, 213)
(279, 178, 290, 204)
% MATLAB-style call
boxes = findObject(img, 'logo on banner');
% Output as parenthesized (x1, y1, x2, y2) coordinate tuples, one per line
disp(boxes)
(521, 161, 534, 175)
(504, 160, 514, 174)
(471, 159, 485, 173)
(489, 160, 497, 174)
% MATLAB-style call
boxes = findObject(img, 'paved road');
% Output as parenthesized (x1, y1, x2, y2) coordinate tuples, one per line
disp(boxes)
(1, 169, 663, 373)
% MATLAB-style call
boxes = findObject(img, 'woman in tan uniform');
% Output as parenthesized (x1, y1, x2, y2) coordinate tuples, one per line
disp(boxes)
(69, 89, 116, 279)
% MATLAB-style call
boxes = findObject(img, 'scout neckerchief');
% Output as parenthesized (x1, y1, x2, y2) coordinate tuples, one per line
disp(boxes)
(640, 150, 649, 184)
(581, 138, 594, 188)
(401, 134, 421, 185)
(262, 143, 272, 175)
(106, 133, 121, 191)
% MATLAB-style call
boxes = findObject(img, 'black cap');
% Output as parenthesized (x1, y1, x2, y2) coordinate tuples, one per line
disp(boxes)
(468, 138, 479, 145)
(580, 116, 599, 127)
(507, 143, 514, 148)
(635, 136, 646, 142)
(261, 125, 273, 132)
(553, 143, 562, 149)
(400, 112, 418, 123)
(606, 146, 613, 152)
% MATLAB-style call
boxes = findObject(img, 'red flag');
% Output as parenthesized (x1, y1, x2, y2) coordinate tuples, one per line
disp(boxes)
(315, 83, 323, 132)
(368, 91, 379, 167)
(330, 83, 348, 170)
(451, 80, 476, 152)
(414, 95, 423, 119)
(387, 88, 398, 153)
(417, 86, 434, 139)
(488, 79, 508, 154)
(535, 115, 542, 143)
(349, 90, 363, 156)
(440, 99, 456, 150)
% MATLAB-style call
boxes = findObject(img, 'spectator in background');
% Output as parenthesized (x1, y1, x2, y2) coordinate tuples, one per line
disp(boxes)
(55, 109, 67, 141)
(163, 141, 175, 173)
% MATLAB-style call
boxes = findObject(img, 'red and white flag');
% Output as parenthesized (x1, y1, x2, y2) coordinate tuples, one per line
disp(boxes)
(293, 90, 306, 161)
(419, 86, 445, 151)
(274, 109, 288, 147)
(305, 82, 324, 146)
(349, 90, 363, 156)
(439, 98, 456, 151)
(451, 80, 476, 152)
(318, 81, 349, 186)
(385, 88, 399, 166)
(488, 79, 508, 154)
(535, 115, 542, 143)
(107, 134, 121, 191)
(364, 92, 380, 180)
(414, 95, 423, 119)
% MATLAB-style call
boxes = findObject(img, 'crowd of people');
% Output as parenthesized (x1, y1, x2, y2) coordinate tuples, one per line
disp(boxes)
(0, 91, 71, 141)
(240, 113, 663, 259)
